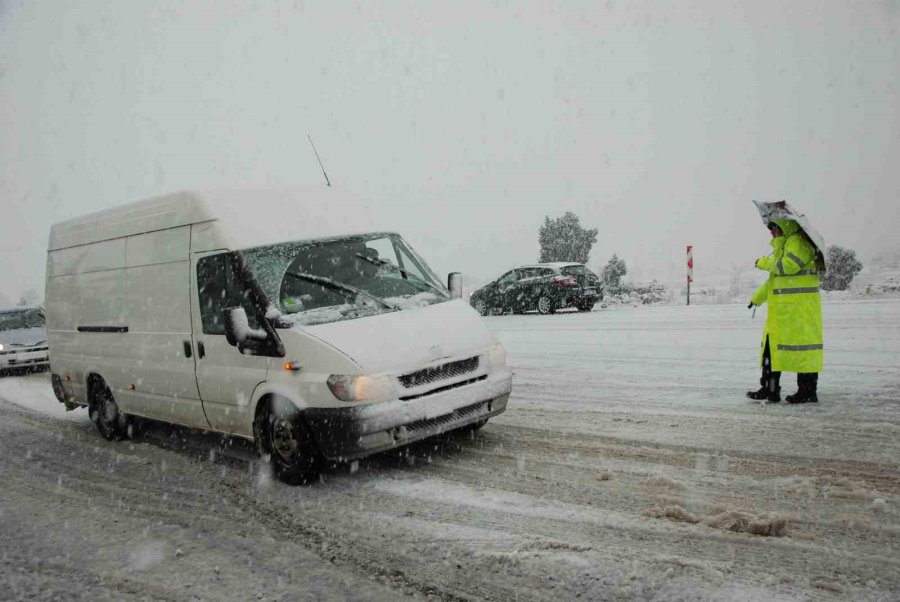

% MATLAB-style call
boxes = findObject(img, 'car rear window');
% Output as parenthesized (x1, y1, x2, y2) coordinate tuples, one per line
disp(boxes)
(561, 265, 595, 277)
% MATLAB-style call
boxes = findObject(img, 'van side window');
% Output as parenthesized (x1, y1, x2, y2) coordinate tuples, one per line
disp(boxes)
(197, 254, 261, 335)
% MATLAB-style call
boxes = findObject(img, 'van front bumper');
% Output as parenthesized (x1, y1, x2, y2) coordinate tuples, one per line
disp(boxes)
(304, 370, 512, 461)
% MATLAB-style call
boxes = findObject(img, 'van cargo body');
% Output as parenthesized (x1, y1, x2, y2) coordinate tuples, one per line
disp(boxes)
(46, 187, 512, 483)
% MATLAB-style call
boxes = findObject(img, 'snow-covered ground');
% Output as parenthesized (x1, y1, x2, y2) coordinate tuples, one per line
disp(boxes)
(1, 298, 898, 600)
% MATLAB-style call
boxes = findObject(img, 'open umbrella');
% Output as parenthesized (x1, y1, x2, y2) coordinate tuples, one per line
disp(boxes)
(752, 200, 827, 273)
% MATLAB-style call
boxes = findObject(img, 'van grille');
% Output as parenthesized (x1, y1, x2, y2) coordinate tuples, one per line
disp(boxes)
(405, 400, 488, 433)
(399, 375, 487, 402)
(398, 356, 479, 389)
(0, 345, 48, 356)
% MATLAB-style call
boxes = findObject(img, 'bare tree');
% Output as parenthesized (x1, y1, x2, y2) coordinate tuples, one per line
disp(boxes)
(17, 288, 40, 306)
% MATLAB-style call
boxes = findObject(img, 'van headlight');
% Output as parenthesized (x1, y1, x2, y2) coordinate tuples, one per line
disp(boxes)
(487, 343, 507, 368)
(326, 374, 395, 402)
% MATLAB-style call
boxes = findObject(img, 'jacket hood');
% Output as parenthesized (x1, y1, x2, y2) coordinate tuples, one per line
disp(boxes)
(772, 219, 800, 237)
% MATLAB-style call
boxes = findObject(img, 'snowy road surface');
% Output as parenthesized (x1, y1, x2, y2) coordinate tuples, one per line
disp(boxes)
(1, 299, 899, 600)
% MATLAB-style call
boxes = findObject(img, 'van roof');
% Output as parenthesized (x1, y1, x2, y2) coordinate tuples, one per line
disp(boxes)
(48, 186, 397, 251)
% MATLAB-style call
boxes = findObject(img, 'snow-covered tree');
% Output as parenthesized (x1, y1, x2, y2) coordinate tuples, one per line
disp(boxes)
(600, 254, 628, 294)
(538, 212, 598, 264)
(822, 245, 862, 291)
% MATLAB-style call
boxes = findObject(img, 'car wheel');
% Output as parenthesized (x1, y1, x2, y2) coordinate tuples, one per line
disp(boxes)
(258, 398, 322, 485)
(578, 300, 595, 312)
(473, 299, 488, 316)
(537, 295, 556, 315)
(91, 380, 128, 441)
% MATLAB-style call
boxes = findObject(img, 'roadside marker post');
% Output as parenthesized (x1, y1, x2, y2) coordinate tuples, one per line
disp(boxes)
(687, 245, 693, 306)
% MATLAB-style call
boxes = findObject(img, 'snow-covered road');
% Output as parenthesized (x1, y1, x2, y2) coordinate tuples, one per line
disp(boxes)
(1, 299, 898, 600)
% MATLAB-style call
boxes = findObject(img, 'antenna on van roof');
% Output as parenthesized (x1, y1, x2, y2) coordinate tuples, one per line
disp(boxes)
(307, 135, 332, 187)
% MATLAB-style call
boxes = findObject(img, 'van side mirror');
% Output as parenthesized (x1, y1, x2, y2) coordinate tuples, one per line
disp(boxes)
(448, 272, 463, 299)
(224, 306, 268, 348)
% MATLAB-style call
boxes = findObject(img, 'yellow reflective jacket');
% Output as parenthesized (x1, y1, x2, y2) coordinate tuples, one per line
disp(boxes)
(750, 219, 823, 373)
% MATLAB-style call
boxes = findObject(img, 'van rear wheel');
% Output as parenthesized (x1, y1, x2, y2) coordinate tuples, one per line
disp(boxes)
(258, 400, 322, 485)
(91, 381, 128, 441)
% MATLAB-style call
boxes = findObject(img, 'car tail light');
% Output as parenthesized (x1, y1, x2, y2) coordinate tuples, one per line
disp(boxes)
(552, 275, 578, 287)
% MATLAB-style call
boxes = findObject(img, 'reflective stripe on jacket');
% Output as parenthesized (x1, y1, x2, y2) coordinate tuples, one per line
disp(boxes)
(750, 219, 824, 373)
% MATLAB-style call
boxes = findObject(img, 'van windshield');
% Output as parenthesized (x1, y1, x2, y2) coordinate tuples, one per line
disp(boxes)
(0, 309, 44, 331)
(241, 233, 450, 327)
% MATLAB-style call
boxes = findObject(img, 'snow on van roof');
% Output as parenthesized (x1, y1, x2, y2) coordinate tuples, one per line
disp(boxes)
(48, 185, 398, 251)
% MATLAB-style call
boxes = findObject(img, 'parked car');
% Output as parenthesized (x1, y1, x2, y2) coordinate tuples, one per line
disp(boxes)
(0, 306, 49, 374)
(470, 262, 601, 315)
(45, 187, 512, 484)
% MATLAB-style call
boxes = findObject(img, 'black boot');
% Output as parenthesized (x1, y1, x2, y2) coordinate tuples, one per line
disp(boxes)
(747, 337, 780, 402)
(747, 371, 781, 402)
(787, 373, 818, 404)
(747, 371, 768, 400)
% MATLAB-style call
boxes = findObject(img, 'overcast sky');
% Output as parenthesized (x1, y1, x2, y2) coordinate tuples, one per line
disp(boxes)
(1, 0, 898, 305)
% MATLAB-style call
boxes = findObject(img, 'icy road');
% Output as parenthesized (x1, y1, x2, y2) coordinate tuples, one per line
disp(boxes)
(1, 300, 899, 600)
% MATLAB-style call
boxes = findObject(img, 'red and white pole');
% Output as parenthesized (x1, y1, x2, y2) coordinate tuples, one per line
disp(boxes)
(686, 245, 694, 306)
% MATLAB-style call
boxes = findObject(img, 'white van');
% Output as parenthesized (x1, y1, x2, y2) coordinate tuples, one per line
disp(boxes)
(46, 187, 512, 483)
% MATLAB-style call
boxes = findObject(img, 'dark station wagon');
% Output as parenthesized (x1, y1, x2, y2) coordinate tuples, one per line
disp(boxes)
(469, 262, 601, 315)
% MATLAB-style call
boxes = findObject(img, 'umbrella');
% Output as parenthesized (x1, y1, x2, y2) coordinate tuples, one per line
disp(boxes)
(752, 200, 827, 273)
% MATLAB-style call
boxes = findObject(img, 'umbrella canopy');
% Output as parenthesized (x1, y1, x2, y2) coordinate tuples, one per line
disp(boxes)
(752, 200, 827, 273)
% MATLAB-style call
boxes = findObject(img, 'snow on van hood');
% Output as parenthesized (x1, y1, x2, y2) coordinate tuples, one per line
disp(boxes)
(0, 327, 47, 348)
(300, 299, 495, 373)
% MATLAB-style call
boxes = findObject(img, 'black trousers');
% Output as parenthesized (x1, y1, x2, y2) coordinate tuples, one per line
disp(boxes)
(761, 337, 780, 392)
(762, 336, 818, 392)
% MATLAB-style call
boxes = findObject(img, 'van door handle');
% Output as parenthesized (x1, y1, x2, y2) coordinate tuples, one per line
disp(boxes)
(197, 341, 205, 359)
(183, 340, 192, 358)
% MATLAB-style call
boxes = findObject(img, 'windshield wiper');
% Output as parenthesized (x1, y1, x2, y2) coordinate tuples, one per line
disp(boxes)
(354, 254, 449, 298)
(283, 271, 398, 311)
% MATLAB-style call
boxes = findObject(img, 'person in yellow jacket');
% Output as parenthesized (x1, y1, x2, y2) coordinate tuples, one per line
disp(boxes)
(746, 219, 823, 403)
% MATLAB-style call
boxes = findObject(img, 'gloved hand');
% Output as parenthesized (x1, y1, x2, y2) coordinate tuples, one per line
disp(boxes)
(747, 302, 754, 309)
(755, 257, 771, 270)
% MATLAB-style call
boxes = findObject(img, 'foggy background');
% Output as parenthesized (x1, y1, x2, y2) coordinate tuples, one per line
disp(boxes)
(1, 0, 898, 307)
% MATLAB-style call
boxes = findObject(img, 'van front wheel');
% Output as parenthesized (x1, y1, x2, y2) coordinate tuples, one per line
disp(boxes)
(258, 400, 322, 485)
(91, 381, 128, 441)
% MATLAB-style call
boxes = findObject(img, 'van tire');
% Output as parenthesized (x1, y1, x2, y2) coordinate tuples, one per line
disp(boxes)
(91, 380, 128, 441)
(257, 399, 322, 485)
